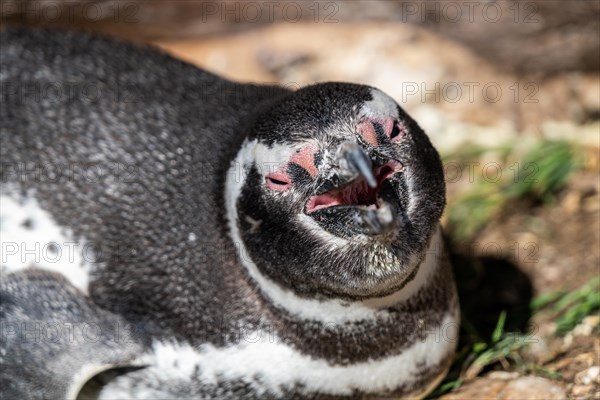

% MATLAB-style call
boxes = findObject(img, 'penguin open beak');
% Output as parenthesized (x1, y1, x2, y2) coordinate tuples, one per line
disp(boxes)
(305, 142, 404, 237)
(340, 142, 378, 188)
(313, 142, 377, 195)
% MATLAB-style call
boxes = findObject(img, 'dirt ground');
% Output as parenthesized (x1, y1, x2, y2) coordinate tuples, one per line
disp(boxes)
(444, 168, 600, 399)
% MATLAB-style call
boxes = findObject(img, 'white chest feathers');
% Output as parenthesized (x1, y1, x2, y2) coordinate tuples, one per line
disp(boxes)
(0, 191, 94, 293)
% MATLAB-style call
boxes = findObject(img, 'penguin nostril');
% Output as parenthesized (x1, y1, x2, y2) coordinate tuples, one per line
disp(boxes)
(389, 122, 405, 143)
(390, 124, 400, 140)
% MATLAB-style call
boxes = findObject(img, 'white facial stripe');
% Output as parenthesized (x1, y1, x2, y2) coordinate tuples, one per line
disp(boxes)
(252, 141, 296, 176)
(226, 140, 443, 323)
(361, 89, 399, 119)
(0, 190, 94, 294)
(113, 311, 456, 397)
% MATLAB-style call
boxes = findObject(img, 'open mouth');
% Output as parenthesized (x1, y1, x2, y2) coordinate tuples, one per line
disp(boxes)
(306, 161, 403, 214)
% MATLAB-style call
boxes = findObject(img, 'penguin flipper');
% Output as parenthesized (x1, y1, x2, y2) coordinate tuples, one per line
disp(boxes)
(0, 269, 147, 400)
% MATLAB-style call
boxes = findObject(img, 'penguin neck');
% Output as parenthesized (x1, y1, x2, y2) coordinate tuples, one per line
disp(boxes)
(225, 144, 443, 323)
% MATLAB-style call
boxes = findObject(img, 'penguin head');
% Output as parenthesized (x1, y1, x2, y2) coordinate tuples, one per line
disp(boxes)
(227, 83, 445, 299)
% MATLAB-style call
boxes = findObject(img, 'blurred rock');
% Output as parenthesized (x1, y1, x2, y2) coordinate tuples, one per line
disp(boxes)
(575, 366, 600, 386)
(502, 376, 567, 400)
(573, 316, 600, 338)
(562, 191, 583, 214)
(487, 371, 520, 380)
(521, 335, 557, 365)
(403, 0, 600, 76)
(583, 195, 600, 214)
(570, 383, 595, 398)
(441, 375, 566, 400)
(440, 377, 507, 400)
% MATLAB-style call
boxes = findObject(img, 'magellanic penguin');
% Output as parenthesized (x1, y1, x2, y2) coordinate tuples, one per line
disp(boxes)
(0, 28, 459, 399)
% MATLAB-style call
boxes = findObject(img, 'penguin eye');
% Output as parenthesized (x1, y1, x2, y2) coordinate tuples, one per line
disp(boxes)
(266, 173, 292, 192)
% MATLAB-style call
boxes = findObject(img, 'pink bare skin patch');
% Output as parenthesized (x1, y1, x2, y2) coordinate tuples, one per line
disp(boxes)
(265, 143, 320, 192)
(357, 120, 379, 146)
(289, 143, 319, 178)
(358, 118, 405, 145)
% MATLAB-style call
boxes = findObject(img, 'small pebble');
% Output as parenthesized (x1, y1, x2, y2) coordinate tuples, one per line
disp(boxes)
(487, 371, 520, 380)
(576, 366, 600, 385)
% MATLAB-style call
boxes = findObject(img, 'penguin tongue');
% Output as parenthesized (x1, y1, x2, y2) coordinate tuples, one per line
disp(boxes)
(306, 182, 374, 212)
(306, 192, 344, 211)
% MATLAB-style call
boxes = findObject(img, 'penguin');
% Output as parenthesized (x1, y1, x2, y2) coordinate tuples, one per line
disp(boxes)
(0, 28, 459, 399)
